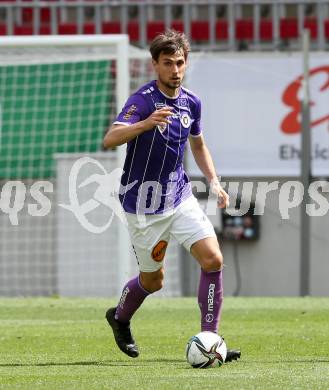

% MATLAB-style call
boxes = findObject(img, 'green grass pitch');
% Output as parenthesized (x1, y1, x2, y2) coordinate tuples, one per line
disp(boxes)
(0, 297, 328, 389)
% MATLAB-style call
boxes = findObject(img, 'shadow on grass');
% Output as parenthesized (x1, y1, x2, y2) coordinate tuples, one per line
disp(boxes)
(3, 358, 328, 368)
(0, 358, 184, 367)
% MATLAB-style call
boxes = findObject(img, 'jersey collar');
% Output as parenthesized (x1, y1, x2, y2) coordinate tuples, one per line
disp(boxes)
(154, 80, 181, 100)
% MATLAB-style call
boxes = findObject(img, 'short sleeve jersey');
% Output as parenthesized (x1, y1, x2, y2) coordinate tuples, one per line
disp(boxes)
(114, 80, 202, 214)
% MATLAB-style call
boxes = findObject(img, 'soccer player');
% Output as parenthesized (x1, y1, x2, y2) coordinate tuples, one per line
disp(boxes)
(103, 30, 240, 363)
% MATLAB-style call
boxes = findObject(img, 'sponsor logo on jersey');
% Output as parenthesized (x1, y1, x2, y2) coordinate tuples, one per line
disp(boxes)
(151, 240, 168, 262)
(180, 112, 191, 128)
(155, 103, 180, 117)
(208, 283, 215, 312)
(123, 104, 137, 120)
(155, 102, 166, 110)
(155, 104, 178, 132)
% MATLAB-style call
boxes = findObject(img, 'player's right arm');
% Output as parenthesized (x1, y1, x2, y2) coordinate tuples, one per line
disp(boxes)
(103, 93, 172, 148)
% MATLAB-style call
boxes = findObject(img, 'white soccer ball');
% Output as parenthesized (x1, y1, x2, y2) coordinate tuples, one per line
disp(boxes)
(186, 331, 227, 368)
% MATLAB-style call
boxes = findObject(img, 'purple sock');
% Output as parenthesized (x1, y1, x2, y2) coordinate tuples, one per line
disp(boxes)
(115, 275, 150, 323)
(198, 269, 223, 333)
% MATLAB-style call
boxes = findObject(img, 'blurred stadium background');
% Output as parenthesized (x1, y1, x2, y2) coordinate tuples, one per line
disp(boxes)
(0, 0, 328, 299)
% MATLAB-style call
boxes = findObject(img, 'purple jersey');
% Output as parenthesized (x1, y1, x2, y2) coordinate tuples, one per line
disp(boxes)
(114, 80, 202, 214)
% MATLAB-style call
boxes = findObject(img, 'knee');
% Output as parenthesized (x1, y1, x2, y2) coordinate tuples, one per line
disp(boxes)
(140, 269, 164, 293)
(201, 251, 223, 273)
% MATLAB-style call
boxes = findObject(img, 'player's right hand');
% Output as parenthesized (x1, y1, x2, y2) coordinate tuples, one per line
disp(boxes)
(142, 107, 173, 131)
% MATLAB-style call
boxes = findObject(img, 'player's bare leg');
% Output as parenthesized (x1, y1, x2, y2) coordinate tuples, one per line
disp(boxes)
(139, 267, 165, 293)
(106, 268, 164, 358)
(191, 237, 241, 363)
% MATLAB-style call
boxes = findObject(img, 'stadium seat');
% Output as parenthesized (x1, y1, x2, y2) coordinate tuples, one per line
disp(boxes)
(58, 23, 77, 34)
(280, 18, 298, 39)
(24, 9, 53, 24)
(171, 20, 184, 33)
(22, 7, 33, 24)
(127, 21, 139, 42)
(14, 25, 33, 35)
(191, 20, 209, 41)
(147, 21, 165, 41)
(40, 8, 52, 23)
(0, 24, 6, 35)
(83, 23, 95, 34)
(236, 19, 254, 40)
(102, 21, 121, 34)
(304, 18, 317, 40)
(260, 19, 273, 41)
(21, 0, 51, 24)
(39, 24, 51, 35)
(216, 20, 228, 40)
(325, 20, 329, 39)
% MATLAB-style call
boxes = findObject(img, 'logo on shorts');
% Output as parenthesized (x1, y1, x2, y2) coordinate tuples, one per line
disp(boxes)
(180, 113, 191, 128)
(151, 240, 168, 262)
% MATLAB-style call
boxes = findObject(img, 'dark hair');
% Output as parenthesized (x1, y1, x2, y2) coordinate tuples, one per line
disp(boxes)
(150, 30, 190, 62)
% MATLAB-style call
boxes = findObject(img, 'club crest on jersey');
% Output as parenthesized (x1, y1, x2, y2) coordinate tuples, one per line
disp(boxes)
(180, 112, 191, 128)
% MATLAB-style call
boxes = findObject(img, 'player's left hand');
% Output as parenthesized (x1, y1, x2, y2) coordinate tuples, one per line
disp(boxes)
(210, 181, 229, 209)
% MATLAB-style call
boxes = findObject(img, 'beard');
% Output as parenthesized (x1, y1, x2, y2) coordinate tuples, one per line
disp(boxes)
(159, 75, 182, 90)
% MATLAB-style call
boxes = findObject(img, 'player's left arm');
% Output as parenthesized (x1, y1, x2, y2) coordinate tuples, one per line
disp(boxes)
(189, 134, 229, 208)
